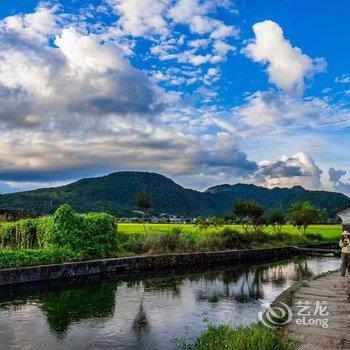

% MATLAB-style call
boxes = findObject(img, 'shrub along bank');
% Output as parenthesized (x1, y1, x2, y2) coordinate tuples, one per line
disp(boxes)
(180, 323, 299, 350)
(0, 248, 80, 269)
(0, 204, 117, 268)
(117, 228, 324, 255)
(0, 204, 329, 269)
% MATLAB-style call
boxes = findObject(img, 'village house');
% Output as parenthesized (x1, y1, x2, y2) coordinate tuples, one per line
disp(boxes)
(336, 205, 350, 232)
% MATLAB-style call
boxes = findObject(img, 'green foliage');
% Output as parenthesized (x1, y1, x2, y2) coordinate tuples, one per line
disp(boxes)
(0, 217, 55, 249)
(286, 201, 324, 235)
(194, 217, 211, 231)
(305, 232, 323, 241)
(40, 282, 116, 335)
(53, 204, 83, 250)
(114, 224, 326, 256)
(0, 171, 347, 219)
(0, 248, 79, 269)
(36, 216, 55, 247)
(83, 212, 118, 258)
(134, 187, 152, 213)
(53, 205, 118, 259)
(134, 187, 152, 233)
(182, 323, 300, 350)
(233, 200, 266, 234)
(267, 209, 286, 234)
(0, 205, 118, 260)
(195, 216, 225, 231)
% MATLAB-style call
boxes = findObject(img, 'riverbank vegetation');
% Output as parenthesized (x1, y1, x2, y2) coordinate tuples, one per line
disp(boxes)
(0, 199, 341, 269)
(180, 323, 299, 350)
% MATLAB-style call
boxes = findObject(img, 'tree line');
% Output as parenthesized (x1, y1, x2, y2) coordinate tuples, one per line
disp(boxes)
(134, 187, 324, 235)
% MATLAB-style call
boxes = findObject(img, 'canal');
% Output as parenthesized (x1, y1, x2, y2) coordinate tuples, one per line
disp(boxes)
(0, 256, 340, 349)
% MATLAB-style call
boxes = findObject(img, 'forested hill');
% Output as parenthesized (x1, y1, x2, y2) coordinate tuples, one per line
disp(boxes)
(0, 171, 348, 217)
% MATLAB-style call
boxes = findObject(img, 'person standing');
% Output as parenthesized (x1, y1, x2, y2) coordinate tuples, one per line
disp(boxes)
(339, 230, 350, 276)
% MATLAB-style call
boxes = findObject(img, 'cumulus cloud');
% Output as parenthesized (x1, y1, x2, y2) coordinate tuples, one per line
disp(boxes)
(107, 0, 169, 37)
(253, 152, 323, 190)
(168, 0, 238, 37)
(243, 20, 326, 96)
(0, 4, 257, 190)
(328, 168, 350, 196)
(234, 91, 350, 130)
(147, 0, 239, 66)
(196, 132, 258, 175)
(0, 3, 347, 196)
(0, 7, 162, 130)
(335, 74, 350, 84)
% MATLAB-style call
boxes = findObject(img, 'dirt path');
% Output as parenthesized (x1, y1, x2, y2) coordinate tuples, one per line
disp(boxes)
(287, 271, 350, 350)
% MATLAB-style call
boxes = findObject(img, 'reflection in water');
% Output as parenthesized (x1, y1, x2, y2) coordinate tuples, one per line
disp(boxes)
(133, 302, 150, 337)
(40, 282, 116, 336)
(0, 256, 340, 350)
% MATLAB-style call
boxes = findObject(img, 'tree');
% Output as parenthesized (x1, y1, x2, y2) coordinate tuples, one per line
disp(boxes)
(134, 187, 152, 233)
(233, 200, 265, 234)
(286, 201, 323, 235)
(267, 209, 286, 234)
(194, 216, 224, 232)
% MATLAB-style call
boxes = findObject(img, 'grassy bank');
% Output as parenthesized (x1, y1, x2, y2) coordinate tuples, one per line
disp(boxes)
(116, 228, 329, 255)
(0, 228, 331, 269)
(180, 323, 299, 350)
(0, 204, 340, 269)
(0, 248, 80, 269)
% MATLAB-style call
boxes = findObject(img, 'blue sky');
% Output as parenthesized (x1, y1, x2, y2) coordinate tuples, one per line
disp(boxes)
(0, 0, 348, 194)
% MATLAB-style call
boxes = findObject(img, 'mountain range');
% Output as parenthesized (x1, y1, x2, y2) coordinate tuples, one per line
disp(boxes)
(0, 171, 348, 218)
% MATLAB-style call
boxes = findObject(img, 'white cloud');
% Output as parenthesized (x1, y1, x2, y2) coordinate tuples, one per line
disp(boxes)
(210, 22, 239, 40)
(328, 168, 350, 196)
(0, 7, 162, 126)
(0, 5, 258, 188)
(243, 20, 326, 96)
(168, 0, 238, 37)
(213, 40, 236, 55)
(234, 91, 350, 130)
(0, 4, 58, 41)
(107, 0, 170, 37)
(0, 3, 347, 197)
(253, 152, 323, 190)
(188, 38, 210, 49)
(335, 74, 350, 84)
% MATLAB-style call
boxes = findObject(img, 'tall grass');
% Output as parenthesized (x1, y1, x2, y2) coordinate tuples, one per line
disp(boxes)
(116, 227, 326, 255)
(180, 323, 300, 350)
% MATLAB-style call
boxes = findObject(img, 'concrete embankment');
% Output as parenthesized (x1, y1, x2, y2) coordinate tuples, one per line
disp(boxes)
(0, 242, 337, 286)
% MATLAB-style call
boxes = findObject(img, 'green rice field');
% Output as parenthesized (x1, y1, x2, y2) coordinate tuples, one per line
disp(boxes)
(118, 223, 342, 241)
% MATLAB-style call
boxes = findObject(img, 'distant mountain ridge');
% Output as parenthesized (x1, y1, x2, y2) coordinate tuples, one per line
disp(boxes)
(0, 171, 348, 217)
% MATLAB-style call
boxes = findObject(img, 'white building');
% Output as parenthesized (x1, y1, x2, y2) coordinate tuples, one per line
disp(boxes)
(336, 205, 350, 230)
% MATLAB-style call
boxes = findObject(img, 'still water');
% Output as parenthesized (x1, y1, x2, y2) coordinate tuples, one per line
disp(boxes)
(0, 256, 340, 349)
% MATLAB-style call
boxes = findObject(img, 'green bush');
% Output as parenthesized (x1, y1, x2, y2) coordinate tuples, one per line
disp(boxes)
(53, 204, 84, 251)
(0, 205, 118, 259)
(0, 248, 79, 269)
(0, 221, 17, 248)
(36, 216, 55, 247)
(0, 216, 55, 250)
(220, 228, 251, 249)
(83, 213, 118, 258)
(146, 228, 184, 253)
(116, 231, 147, 254)
(305, 232, 323, 241)
(53, 205, 118, 259)
(183, 323, 299, 350)
(17, 219, 38, 249)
